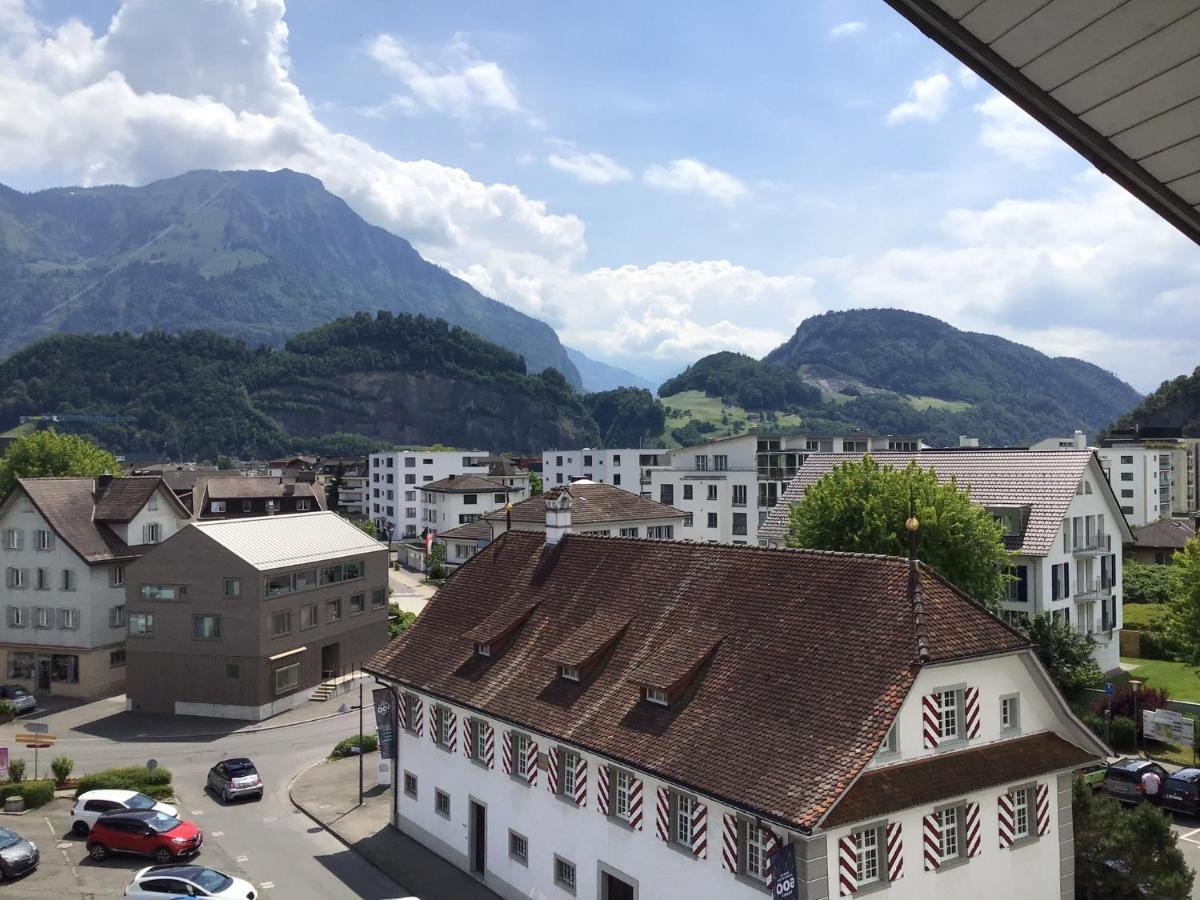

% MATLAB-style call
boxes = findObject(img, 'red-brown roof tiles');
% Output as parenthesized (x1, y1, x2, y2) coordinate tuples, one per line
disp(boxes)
(487, 482, 683, 526)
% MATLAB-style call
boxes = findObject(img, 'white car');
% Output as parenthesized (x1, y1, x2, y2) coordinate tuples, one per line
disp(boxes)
(124, 864, 256, 899)
(70, 790, 177, 837)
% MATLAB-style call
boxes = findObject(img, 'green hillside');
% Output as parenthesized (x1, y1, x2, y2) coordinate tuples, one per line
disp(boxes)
(1106, 366, 1200, 436)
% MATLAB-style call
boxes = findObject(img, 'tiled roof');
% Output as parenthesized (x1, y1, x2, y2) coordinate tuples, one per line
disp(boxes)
(93, 477, 163, 522)
(198, 476, 324, 500)
(438, 521, 492, 541)
(759, 450, 1107, 555)
(1133, 519, 1196, 551)
(422, 475, 514, 494)
(366, 532, 1029, 829)
(485, 482, 683, 526)
(822, 732, 1096, 827)
(189, 511, 386, 571)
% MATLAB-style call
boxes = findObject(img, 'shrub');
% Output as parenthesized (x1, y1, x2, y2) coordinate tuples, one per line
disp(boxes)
(0, 701, 14, 721)
(1104, 686, 1170, 735)
(330, 734, 379, 759)
(1110, 716, 1137, 752)
(1138, 630, 1184, 662)
(74, 766, 172, 798)
(8, 759, 26, 784)
(0, 779, 54, 809)
(50, 755, 73, 786)
(1080, 710, 1106, 740)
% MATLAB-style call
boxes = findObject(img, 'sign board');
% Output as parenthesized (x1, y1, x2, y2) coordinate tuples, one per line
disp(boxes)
(1105, 682, 1115, 695)
(770, 842, 798, 900)
(372, 688, 396, 760)
(1143, 709, 1195, 746)
(15, 733, 55, 744)
(25, 722, 48, 734)
(147, 759, 158, 772)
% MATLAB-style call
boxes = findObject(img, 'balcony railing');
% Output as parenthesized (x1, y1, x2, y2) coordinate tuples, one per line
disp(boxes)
(1074, 580, 1111, 601)
(757, 467, 799, 481)
(1071, 534, 1111, 555)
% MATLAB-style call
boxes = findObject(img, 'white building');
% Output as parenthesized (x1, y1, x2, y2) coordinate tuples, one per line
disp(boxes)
(0, 476, 191, 698)
(649, 433, 922, 546)
(760, 449, 1133, 672)
(421, 475, 527, 535)
(369, 450, 492, 540)
(367, 521, 1105, 900)
(542, 448, 668, 494)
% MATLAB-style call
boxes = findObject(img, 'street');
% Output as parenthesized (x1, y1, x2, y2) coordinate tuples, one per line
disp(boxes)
(387, 564, 435, 616)
(0, 682, 408, 898)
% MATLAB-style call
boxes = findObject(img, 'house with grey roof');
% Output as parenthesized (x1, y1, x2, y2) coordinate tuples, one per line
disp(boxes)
(760, 450, 1133, 672)
(0, 476, 191, 698)
(1129, 518, 1197, 566)
(192, 475, 325, 520)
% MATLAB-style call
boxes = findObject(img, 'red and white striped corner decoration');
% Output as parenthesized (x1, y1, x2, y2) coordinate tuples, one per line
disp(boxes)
(838, 835, 857, 896)
(501, 730, 512, 775)
(597, 765, 611, 816)
(965, 803, 981, 857)
(964, 686, 981, 739)
(397, 696, 408, 730)
(654, 787, 670, 841)
(462, 719, 473, 758)
(628, 776, 644, 831)
(573, 758, 587, 806)
(763, 828, 780, 890)
(447, 710, 458, 753)
(721, 814, 737, 873)
(922, 813, 942, 871)
(547, 747, 560, 795)
(922, 692, 941, 748)
(1036, 783, 1051, 836)
(525, 739, 538, 787)
(997, 792, 1014, 849)
(886, 821, 904, 881)
(691, 801, 707, 859)
(428, 704, 437, 743)
(484, 724, 495, 769)
(413, 698, 423, 737)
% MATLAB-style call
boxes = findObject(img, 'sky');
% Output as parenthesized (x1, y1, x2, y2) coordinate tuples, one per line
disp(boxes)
(1, 0, 1198, 391)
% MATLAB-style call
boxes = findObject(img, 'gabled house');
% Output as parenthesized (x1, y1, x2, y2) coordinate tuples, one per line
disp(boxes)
(0, 476, 191, 698)
(486, 481, 685, 541)
(1129, 518, 1196, 566)
(420, 475, 524, 534)
(192, 476, 325, 520)
(366, 519, 1105, 900)
(759, 450, 1134, 671)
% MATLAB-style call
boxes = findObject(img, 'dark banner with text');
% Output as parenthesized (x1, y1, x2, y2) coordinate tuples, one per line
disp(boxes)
(373, 688, 397, 760)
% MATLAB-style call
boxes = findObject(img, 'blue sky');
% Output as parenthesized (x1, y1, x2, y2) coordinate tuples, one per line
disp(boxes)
(2, 0, 1198, 391)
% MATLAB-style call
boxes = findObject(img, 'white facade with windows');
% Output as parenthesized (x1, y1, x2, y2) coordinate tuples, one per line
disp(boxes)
(369, 450, 491, 540)
(422, 481, 525, 532)
(1095, 443, 1191, 528)
(541, 448, 668, 495)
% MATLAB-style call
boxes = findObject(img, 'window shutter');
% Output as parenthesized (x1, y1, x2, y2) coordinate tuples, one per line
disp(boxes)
(525, 738, 538, 787)
(142, 524, 150, 543)
(763, 826, 780, 890)
(964, 686, 980, 739)
(628, 774, 644, 830)
(19, 569, 27, 589)
(547, 746, 560, 794)
(922, 691, 941, 748)
(463, 718, 473, 758)
(597, 763, 610, 815)
(1051, 565, 1060, 601)
(427, 705, 436, 743)
(4, 568, 11, 588)
(484, 723, 495, 769)
(1100, 556, 1108, 587)
(965, 802, 981, 857)
(690, 800, 707, 858)
(997, 792, 1014, 848)
(922, 813, 941, 871)
(573, 756, 586, 806)
(448, 710, 457, 753)
(1016, 566, 1028, 603)
(502, 730, 513, 775)
(655, 787, 670, 841)
(1064, 564, 1070, 598)
(1036, 784, 1050, 836)
(721, 813, 738, 873)
(886, 821, 904, 881)
(838, 835, 858, 895)
(413, 697, 423, 737)
(397, 697, 408, 730)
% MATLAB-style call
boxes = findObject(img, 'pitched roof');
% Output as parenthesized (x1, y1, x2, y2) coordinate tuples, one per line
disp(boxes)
(193, 477, 324, 516)
(759, 450, 1121, 555)
(366, 532, 1029, 829)
(422, 475, 514, 494)
(485, 482, 683, 526)
(438, 521, 492, 541)
(93, 477, 165, 522)
(822, 732, 1096, 828)
(1133, 518, 1196, 551)
(188, 511, 386, 571)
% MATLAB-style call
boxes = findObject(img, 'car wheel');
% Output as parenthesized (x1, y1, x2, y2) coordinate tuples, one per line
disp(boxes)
(154, 846, 172, 864)
(87, 843, 106, 861)
(71, 821, 89, 837)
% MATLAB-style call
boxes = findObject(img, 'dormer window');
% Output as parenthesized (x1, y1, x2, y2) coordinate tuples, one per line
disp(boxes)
(560, 666, 580, 682)
(476, 642, 492, 658)
(645, 687, 669, 706)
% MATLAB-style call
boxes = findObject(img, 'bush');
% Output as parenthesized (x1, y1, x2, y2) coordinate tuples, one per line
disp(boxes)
(330, 734, 379, 759)
(1125, 560, 1175, 604)
(1111, 716, 1137, 752)
(0, 701, 14, 721)
(1080, 710, 1106, 740)
(1138, 630, 1184, 662)
(51, 755, 73, 786)
(8, 759, 26, 784)
(1104, 686, 1170, 735)
(0, 779, 54, 809)
(74, 766, 172, 798)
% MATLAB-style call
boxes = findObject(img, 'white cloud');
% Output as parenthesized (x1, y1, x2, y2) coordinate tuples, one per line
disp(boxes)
(957, 65, 979, 89)
(829, 21, 866, 38)
(642, 158, 747, 204)
(547, 151, 630, 184)
(885, 73, 951, 124)
(975, 93, 1060, 166)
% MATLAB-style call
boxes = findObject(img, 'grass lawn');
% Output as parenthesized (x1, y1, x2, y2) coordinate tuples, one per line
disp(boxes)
(1122, 603, 1169, 630)
(1116, 657, 1200, 702)
(658, 390, 805, 447)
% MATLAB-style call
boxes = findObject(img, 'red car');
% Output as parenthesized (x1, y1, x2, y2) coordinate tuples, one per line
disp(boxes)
(86, 810, 202, 864)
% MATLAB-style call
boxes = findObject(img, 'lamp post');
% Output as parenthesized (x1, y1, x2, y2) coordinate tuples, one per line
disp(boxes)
(358, 679, 364, 806)
(1131, 679, 1142, 755)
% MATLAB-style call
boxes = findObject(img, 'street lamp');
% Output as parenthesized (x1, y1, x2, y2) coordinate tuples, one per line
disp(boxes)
(1131, 679, 1143, 755)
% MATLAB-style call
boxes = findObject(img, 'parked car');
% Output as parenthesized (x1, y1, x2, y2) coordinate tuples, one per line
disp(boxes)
(1101, 758, 1169, 805)
(124, 864, 256, 899)
(86, 810, 202, 864)
(206, 758, 263, 804)
(0, 827, 38, 881)
(1160, 768, 1200, 817)
(70, 790, 178, 837)
(0, 685, 36, 715)
(1078, 762, 1107, 792)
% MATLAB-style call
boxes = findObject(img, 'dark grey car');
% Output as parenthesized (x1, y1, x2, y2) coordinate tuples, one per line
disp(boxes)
(0, 827, 38, 880)
(1102, 758, 1168, 805)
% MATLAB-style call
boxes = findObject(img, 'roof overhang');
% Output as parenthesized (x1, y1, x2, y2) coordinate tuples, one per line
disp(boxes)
(882, 0, 1200, 247)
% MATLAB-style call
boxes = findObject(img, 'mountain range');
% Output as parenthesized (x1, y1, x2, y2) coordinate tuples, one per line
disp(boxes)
(1107, 366, 1200, 436)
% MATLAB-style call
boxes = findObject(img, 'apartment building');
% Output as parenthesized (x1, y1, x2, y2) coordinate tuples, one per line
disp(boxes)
(316, 458, 369, 520)
(0, 476, 191, 698)
(1095, 431, 1198, 528)
(125, 512, 388, 720)
(649, 433, 921, 545)
(192, 476, 325, 520)
(760, 450, 1133, 672)
(541, 448, 668, 495)
(369, 450, 492, 540)
(367, 524, 1103, 900)
(421, 475, 525, 534)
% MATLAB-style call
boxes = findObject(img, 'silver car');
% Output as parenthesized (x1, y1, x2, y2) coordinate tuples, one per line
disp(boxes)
(0, 685, 36, 715)
(206, 758, 263, 804)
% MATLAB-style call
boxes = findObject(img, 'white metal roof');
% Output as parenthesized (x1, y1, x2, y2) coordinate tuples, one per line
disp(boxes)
(884, 0, 1200, 246)
(191, 511, 386, 571)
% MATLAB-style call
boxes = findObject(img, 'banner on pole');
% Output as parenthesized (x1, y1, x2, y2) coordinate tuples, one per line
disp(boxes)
(373, 688, 397, 760)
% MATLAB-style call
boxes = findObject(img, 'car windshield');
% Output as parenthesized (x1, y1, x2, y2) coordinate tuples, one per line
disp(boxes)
(125, 793, 156, 810)
(8, 687, 28, 698)
(146, 813, 182, 833)
(0, 828, 20, 849)
(193, 869, 235, 892)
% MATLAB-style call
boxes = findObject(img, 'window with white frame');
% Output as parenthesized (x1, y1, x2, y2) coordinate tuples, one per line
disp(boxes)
(402, 692, 419, 732)
(211, 501, 226, 513)
(110, 565, 125, 587)
(561, 750, 581, 797)
(35, 529, 52, 551)
(938, 689, 963, 741)
(59, 608, 78, 630)
(938, 806, 962, 862)
(673, 792, 694, 846)
(435, 706, 452, 748)
(742, 820, 771, 882)
(645, 687, 668, 706)
(147, 494, 158, 511)
(109, 605, 125, 628)
(1001, 695, 1020, 732)
(560, 665, 580, 682)
(7, 568, 26, 589)
(142, 523, 161, 543)
(4, 529, 19, 550)
(1012, 787, 1032, 839)
(274, 663, 300, 695)
(34, 607, 52, 628)
(614, 770, 634, 821)
(514, 732, 532, 778)
(7, 607, 25, 628)
(878, 722, 898, 756)
(128, 612, 154, 636)
(856, 824, 883, 885)
(470, 718, 487, 761)
(619, 527, 638, 538)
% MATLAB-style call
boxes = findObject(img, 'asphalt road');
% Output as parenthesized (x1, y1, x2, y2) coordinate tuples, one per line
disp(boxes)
(0, 685, 408, 899)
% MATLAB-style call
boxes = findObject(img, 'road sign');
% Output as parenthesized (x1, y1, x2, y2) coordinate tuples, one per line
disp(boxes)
(25, 722, 48, 734)
(14, 733, 55, 744)
(147, 759, 158, 772)
(19, 742, 51, 750)
(1105, 682, 1115, 695)
(1143, 709, 1195, 745)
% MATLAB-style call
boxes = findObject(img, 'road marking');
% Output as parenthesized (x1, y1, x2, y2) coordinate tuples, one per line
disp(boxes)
(56, 841, 71, 849)
(43, 816, 55, 836)
(1182, 828, 1200, 845)
(262, 815, 278, 823)
(236, 855, 249, 862)
(211, 830, 224, 837)
(190, 809, 205, 815)
(259, 881, 275, 889)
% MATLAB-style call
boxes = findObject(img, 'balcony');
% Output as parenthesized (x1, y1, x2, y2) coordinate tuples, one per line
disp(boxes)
(756, 467, 799, 482)
(1074, 579, 1111, 601)
(1071, 533, 1111, 555)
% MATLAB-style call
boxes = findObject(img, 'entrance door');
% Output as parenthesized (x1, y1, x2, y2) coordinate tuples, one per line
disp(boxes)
(469, 800, 486, 876)
(603, 872, 635, 900)
(320, 643, 340, 680)
(36, 657, 50, 691)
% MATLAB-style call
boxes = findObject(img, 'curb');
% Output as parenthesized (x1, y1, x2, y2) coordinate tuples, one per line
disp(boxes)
(287, 759, 391, 869)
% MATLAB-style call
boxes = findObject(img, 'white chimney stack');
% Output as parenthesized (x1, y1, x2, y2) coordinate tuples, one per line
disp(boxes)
(1073, 430, 1087, 449)
(545, 489, 573, 547)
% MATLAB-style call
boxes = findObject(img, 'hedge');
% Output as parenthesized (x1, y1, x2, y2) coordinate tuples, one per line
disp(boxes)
(74, 766, 173, 799)
(0, 780, 55, 810)
(331, 734, 378, 759)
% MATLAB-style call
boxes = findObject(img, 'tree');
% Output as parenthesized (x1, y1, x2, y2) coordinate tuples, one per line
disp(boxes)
(1167, 537, 1200, 666)
(529, 472, 543, 496)
(427, 543, 447, 580)
(0, 430, 121, 499)
(354, 519, 377, 539)
(1021, 614, 1102, 698)
(1074, 777, 1193, 899)
(785, 456, 1009, 604)
(1124, 559, 1175, 604)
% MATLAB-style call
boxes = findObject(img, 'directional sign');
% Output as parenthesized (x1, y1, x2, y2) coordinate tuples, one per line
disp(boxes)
(1105, 682, 1115, 696)
(15, 733, 55, 744)
(25, 722, 48, 734)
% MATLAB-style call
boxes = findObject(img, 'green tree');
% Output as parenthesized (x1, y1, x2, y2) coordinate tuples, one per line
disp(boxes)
(1074, 777, 1193, 899)
(427, 542, 447, 580)
(354, 519, 377, 539)
(0, 431, 121, 499)
(1124, 559, 1175, 604)
(785, 456, 1009, 604)
(1020, 614, 1102, 698)
(529, 472, 543, 496)
(1167, 537, 1200, 666)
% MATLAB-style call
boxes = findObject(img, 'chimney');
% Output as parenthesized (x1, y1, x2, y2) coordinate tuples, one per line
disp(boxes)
(95, 472, 114, 497)
(545, 489, 573, 547)
(1074, 430, 1087, 449)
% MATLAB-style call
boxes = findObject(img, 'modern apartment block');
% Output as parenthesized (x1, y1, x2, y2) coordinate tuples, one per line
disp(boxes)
(421, 475, 526, 533)
(124, 512, 388, 720)
(760, 450, 1133, 672)
(1095, 430, 1199, 528)
(648, 433, 922, 545)
(541, 448, 668, 494)
(0, 476, 191, 698)
(369, 450, 492, 540)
